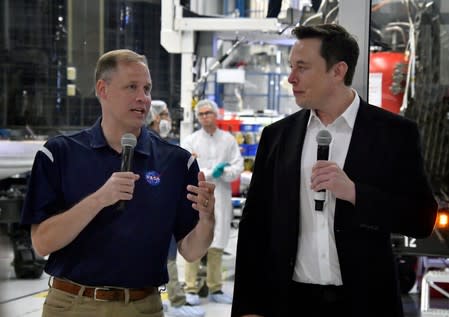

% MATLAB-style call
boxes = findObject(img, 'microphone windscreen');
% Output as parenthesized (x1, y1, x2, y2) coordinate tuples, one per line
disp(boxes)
(121, 133, 137, 148)
(316, 130, 332, 146)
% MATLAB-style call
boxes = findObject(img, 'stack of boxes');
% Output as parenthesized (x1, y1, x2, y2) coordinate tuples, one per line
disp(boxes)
(216, 118, 263, 196)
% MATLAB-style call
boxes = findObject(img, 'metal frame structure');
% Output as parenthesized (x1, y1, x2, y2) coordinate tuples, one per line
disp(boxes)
(420, 270, 449, 316)
(160, 0, 370, 141)
(160, 0, 278, 140)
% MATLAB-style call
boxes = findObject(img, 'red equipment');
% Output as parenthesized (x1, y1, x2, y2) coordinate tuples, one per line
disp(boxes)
(369, 51, 408, 114)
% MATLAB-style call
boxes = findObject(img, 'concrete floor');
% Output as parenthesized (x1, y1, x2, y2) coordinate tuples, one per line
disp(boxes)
(0, 226, 448, 317)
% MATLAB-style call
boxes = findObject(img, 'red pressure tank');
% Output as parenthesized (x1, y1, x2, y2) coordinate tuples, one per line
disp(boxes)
(369, 51, 408, 114)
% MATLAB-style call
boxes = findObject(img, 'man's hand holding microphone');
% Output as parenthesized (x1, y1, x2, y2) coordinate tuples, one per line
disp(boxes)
(311, 161, 356, 205)
(93, 133, 216, 213)
(312, 130, 356, 208)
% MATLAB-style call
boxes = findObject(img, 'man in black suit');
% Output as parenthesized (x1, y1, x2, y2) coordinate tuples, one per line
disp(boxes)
(231, 24, 437, 317)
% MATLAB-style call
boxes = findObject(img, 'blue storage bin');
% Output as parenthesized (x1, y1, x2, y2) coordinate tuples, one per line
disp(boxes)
(240, 124, 261, 132)
(240, 144, 258, 156)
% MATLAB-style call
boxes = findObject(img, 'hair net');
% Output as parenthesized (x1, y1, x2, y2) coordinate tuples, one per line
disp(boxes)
(146, 100, 168, 125)
(195, 99, 219, 118)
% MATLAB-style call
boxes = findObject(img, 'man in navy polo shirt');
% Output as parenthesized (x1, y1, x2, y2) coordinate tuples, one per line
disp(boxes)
(21, 49, 216, 317)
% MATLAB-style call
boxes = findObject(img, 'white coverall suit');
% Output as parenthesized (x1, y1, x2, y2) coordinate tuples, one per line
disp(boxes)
(181, 128, 243, 294)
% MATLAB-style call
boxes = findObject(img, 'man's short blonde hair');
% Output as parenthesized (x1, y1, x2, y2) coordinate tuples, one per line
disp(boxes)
(95, 49, 148, 83)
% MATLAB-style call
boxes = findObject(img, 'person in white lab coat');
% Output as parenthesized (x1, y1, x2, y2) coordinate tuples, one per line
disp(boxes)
(181, 99, 243, 305)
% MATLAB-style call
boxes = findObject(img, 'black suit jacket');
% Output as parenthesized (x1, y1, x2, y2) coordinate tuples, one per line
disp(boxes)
(231, 100, 437, 317)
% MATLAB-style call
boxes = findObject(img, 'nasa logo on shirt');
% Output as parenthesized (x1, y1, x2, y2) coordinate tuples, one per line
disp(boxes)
(145, 170, 161, 186)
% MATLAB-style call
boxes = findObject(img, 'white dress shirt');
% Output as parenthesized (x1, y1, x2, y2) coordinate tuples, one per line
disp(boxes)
(293, 91, 360, 285)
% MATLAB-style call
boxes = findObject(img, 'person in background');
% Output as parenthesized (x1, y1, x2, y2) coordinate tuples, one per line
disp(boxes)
(147, 100, 205, 317)
(181, 99, 244, 306)
(231, 24, 437, 317)
(147, 100, 173, 139)
(21, 49, 216, 317)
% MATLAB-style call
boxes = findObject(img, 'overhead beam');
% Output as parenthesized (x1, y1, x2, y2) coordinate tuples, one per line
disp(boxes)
(174, 17, 278, 31)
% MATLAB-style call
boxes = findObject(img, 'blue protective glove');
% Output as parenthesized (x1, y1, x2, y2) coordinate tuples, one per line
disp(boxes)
(212, 162, 230, 178)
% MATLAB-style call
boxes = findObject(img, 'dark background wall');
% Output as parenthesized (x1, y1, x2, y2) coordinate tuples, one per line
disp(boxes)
(0, 0, 181, 132)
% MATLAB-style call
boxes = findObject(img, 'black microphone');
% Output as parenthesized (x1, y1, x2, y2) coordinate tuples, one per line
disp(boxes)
(117, 133, 137, 211)
(314, 130, 332, 211)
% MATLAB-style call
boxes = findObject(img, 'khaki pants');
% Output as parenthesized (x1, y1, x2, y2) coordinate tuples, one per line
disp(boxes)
(167, 259, 186, 307)
(42, 287, 163, 317)
(185, 247, 223, 294)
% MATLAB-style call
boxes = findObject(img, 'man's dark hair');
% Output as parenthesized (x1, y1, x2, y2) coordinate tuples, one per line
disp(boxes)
(291, 24, 359, 86)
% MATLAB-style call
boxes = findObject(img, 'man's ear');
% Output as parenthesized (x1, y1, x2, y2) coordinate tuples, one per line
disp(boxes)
(95, 79, 107, 99)
(333, 61, 348, 83)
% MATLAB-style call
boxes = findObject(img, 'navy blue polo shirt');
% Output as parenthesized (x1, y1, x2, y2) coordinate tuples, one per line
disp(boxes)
(21, 118, 200, 288)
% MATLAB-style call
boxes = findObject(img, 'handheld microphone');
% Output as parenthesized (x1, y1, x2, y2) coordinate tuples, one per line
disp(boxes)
(314, 130, 332, 211)
(117, 133, 137, 211)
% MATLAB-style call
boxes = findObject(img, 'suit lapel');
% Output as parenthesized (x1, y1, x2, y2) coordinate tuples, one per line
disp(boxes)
(277, 110, 309, 246)
(343, 101, 376, 179)
(280, 109, 309, 201)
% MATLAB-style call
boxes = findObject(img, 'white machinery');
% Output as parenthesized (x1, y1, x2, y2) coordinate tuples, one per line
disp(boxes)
(0, 139, 46, 279)
(0, 140, 44, 180)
